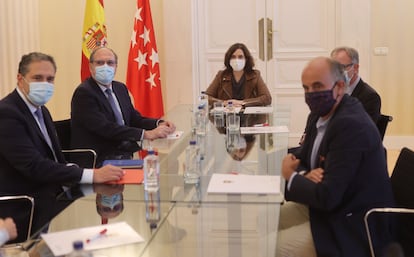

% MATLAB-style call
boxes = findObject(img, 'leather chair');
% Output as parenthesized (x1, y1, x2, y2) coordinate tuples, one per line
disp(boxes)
(365, 147, 414, 257)
(54, 119, 97, 168)
(0, 195, 34, 250)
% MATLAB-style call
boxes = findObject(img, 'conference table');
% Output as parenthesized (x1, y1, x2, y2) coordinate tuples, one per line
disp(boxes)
(7, 104, 290, 257)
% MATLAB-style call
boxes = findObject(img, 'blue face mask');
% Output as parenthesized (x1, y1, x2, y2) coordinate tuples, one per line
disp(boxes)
(27, 82, 54, 106)
(100, 193, 122, 210)
(94, 65, 115, 85)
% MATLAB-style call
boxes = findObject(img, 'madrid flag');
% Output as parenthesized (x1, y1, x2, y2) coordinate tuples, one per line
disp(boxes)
(81, 0, 107, 81)
(126, 0, 164, 118)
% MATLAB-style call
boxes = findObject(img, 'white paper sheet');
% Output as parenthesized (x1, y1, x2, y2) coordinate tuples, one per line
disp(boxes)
(207, 173, 280, 194)
(167, 130, 184, 139)
(240, 125, 289, 134)
(243, 106, 274, 114)
(41, 222, 144, 256)
(210, 107, 242, 114)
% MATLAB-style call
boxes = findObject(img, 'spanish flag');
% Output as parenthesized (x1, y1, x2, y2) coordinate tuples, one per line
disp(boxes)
(81, 0, 107, 82)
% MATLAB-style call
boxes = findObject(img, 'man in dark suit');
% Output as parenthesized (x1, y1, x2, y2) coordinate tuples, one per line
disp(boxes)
(0, 52, 125, 195)
(278, 57, 394, 257)
(71, 47, 176, 167)
(331, 46, 381, 123)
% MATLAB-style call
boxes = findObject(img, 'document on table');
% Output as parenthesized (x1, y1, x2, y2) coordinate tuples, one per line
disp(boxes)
(243, 106, 274, 114)
(240, 125, 289, 134)
(167, 130, 184, 139)
(207, 173, 280, 194)
(105, 169, 144, 184)
(210, 107, 242, 114)
(41, 222, 144, 256)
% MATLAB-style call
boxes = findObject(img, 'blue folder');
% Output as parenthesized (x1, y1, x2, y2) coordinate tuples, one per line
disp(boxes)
(102, 159, 143, 168)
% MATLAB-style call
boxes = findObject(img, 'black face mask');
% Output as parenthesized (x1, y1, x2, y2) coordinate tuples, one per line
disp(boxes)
(304, 84, 337, 117)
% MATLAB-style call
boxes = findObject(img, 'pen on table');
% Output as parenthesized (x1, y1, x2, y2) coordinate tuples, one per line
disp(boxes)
(253, 123, 269, 127)
(86, 228, 107, 243)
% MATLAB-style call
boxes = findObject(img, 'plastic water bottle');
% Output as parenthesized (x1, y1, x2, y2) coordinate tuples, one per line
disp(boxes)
(195, 105, 206, 136)
(144, 150, 159, 192)
(184, 140, 200, 184)
(66, 241, 92, 257)
(198, 91, 209, 112)
(226, 100, 236, 128)
(145, 190, 161, 232)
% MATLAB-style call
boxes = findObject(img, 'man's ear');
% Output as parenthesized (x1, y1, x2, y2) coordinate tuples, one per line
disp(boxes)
(335, 80, 346, 97)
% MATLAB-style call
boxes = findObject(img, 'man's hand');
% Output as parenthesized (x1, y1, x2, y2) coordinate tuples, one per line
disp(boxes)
(305, 168, 324, 183)
(0, 217, 17, 241)
(159, 120, 176, 133)
(144, 125, 173, 140)
(281, 154, 300, 180)
(93, 165, 125, 183)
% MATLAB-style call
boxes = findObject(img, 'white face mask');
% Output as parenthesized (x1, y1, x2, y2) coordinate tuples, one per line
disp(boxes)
(343, 70, 354, 95)
(230, 59, 246, 72)
(95, 64, 115, 85)
(26, 81, 54, 106)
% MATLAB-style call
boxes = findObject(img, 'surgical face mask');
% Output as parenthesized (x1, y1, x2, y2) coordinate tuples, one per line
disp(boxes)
(95, 64, 115, 85)
(305, 84, 337, 117)
(230, 58, 246, 72)
(100, 193, 122, 210)
(26, 81, 54, 106)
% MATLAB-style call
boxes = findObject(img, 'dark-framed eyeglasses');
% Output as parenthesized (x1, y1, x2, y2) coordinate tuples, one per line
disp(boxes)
(342, 63, 354, 70)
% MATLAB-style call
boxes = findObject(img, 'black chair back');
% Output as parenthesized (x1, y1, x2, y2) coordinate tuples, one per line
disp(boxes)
(377, 114, 393, 140)
(54, 119, 71, 150)
(390, 147, 414, 256)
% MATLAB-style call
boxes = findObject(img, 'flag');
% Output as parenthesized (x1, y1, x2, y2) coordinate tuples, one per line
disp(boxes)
(81, 0, 107, 81)
(126, 0, 164, 118)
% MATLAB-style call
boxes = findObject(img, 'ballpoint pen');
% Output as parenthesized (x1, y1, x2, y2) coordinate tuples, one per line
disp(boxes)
(86, 228, 107, 243)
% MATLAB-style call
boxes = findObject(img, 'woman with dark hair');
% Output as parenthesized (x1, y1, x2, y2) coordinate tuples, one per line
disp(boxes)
(205, 43, 272, 107)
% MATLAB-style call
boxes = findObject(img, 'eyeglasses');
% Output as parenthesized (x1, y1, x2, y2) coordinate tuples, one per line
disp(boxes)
(342, 63, 354, 70)
(91, 60, 117, 66)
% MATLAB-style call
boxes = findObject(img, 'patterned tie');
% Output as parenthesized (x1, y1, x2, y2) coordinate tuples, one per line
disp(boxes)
(34, 108, 57, 161)
(105, 88, 124, 125)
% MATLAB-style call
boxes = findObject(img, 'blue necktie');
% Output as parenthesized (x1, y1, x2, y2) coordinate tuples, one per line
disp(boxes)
(105, 88, 124, 125)
(35, 108, 57, 161)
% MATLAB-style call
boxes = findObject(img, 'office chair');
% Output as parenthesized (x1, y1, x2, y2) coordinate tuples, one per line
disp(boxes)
(54, 119, 97, 168)
(376, 114, 393, 140)
(364, 147, 414, 257)
(0, 195, 34, 250)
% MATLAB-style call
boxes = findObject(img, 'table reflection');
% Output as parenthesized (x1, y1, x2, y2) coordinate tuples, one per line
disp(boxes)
(210, 113, 268, 161)
(94, 184, 125, 224)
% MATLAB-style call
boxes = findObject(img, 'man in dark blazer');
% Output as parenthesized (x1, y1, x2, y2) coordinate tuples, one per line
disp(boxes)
(71, 47, 175, 167)
(0, 52, 124, 196)
(331, 46, 381, 123)
(278, 57, 394, 257)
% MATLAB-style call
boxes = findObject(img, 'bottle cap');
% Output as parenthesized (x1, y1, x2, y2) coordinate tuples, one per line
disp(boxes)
(73, 240, 84, 250)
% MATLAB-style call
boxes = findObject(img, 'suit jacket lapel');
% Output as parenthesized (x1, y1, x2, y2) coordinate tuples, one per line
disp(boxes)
(12, 90, 61, 162)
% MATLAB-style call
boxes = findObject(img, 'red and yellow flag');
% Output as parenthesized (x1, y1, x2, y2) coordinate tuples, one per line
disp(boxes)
(126, 0, 164, 118)
(81, 0, 107, 82)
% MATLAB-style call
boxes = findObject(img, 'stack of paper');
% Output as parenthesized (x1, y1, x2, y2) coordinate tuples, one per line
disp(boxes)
(41, 222, 144, 256)
(243, 106, 274, 114)
(207, 173, 280, 194)
(240, 125, 289, 134)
